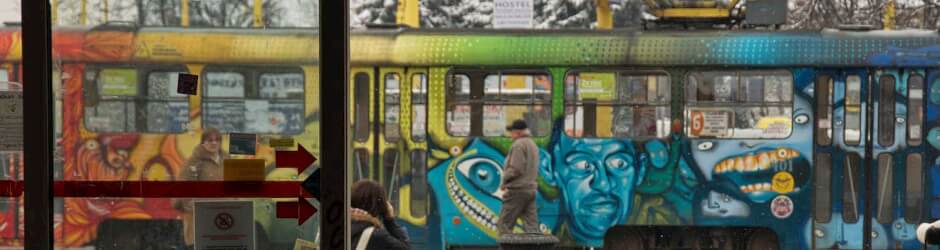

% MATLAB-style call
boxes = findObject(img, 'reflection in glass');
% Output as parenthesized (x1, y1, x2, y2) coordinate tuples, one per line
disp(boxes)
(845, 75, 862, 145)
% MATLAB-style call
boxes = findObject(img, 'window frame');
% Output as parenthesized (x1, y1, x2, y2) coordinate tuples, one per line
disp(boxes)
(82, 64, 191, 134)
(200, 65, 306, 135)
(683, 69, 795, 140)
(444, 68, 553, 137)
(563, 68, 672, 139)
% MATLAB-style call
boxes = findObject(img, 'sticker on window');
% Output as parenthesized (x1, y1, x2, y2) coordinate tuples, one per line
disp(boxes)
(577, 73, 616, 101)
(99, 69, 138, 96)
(689, 110, 732, 138)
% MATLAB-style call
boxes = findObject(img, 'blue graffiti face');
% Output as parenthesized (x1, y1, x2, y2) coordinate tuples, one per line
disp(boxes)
(892, 218, 917, 241)
(646, 140, 669, 169)
(691, 95, 814, 203)
(553, 135, 642, 244)
(805, 215, 889, 249)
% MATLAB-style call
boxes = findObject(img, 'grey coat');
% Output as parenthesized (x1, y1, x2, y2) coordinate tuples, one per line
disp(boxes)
(501, 136, 539, 191)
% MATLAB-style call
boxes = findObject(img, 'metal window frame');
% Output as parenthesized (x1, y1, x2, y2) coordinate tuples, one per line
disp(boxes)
(23, 0, 53, 249)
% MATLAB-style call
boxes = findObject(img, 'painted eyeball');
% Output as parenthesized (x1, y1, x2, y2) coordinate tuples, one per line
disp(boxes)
(450, 146, 462, 156)
(794, 114, 809, 124)
(573, 160, 591, 171)
(777, 149, 788, 158)
(697, 141, 714, 151)
(607, 157, 630, 170)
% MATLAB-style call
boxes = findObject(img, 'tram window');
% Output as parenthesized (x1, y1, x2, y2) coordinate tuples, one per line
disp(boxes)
(905, 153, 924, 223)
(353, 149, 370, 181)
(844, 75, 862, 145)
(385, 73, 401, 142)
(843, 153, 861, 223)
(354, 73, 370, 142)
(816, 75, 833, 146)
(85, 68, 139, 132)
(446, 74, 471, 136)
(410, 150, 428, 217)
(383, 149, 400, 207)
(411, 74, 428, 142)
(876, 154, 893, 224)
(908, 75, 924, 146)
(202, 70, 305, 135)
(145, 72, 189, 133)
(878, 75, 896, 147)
(685, 70, 793, 139)
(481, 74, 552, 137)
(814, 153, 832, 223)
(565, 72, 670, 138)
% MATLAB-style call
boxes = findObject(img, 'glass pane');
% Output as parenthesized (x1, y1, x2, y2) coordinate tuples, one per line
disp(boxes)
(844, 153, 862, 223)
(146, 72, 189, 133)
(484, 74, 551, 102)
(740, 75, 763, 102)
(259, 73, 304, 99)
(908, 75, 924, 146)
(385, 74, 401, 142)
(568, 72, 670, 138)
(815, 153, 832, 223)
(411, 74, 427, 142)
(876, 154, 893, 224)
(906, 153, 924, 223)
(446, 105, 471, 136)
(764, 74, 792, 102)
(354, 73, 370, 142)
(204, 72, 245, 97)
(409, 150, 428, 217)
(449, 74, 471, 100)
(816, 75, 832, 146)
(482, 105, 551, 136)
(845, 75, 862, 145)
(49, 1, 321, 248)
(878, 75, 896, 147)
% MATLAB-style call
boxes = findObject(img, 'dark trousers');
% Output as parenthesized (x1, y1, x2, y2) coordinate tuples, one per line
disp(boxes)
(498, 189, 539, 235)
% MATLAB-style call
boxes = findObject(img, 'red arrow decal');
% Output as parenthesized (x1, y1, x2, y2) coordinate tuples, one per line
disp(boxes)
(276, 198, 317, 225)
(275, 145, 316, 173)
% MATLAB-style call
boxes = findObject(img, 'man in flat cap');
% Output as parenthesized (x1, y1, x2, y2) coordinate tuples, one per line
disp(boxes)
(498, 119, 541, 236)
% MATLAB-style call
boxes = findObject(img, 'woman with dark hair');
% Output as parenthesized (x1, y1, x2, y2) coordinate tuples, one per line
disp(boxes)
(350, 180, 410, 250)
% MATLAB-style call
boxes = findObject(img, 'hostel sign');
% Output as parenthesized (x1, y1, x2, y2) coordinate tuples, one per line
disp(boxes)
(493, 0, 534, 28)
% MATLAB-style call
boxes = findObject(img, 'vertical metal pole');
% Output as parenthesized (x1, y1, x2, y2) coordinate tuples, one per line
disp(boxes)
(319, 0, 349, 248)
(181, 0, 190, 27)
(253, 0, 263, 28)
(22, 0, 54, 249)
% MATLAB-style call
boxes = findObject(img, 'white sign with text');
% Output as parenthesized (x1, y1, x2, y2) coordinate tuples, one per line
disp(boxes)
(195, 201, 255, 250)
(493, 0, 534, 28)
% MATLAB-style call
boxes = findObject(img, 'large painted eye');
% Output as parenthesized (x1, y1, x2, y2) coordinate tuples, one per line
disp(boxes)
(573, 160, 591, 171)
(697, 141, 714, 151)
(456, 157, 503, 196)
(794, 114, 809, 124)
(607, 158, 626, 169)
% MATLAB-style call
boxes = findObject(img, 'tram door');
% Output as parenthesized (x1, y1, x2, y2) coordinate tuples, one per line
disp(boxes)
(812, 69, 926, 249)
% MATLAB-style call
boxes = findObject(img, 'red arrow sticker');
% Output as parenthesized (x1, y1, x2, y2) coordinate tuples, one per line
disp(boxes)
(275, 145, 317, 173)
(276, 198, 317, 225)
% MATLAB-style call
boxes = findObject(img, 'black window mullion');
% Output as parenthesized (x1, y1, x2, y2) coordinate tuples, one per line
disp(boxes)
(470, 72, 485, 136)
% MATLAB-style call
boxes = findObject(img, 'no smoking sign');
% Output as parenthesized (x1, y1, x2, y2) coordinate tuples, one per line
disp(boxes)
(195, 201, 255, 250)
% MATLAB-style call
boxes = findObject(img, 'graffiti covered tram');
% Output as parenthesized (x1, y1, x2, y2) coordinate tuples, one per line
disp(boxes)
(1, 25, 940, 249)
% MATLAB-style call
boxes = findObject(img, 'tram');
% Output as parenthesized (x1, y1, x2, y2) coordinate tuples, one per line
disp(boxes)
(0, 24, 939, 249)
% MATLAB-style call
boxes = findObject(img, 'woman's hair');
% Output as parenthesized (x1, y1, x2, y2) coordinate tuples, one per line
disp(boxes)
(200, 128, 222, 144)
(351, 180, 389, 219)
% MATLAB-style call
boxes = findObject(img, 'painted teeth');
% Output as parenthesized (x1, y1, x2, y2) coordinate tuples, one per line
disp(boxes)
(447, 170, 498, 231)
(739, 182, 773, 193)
(715, 148, 800, 174)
